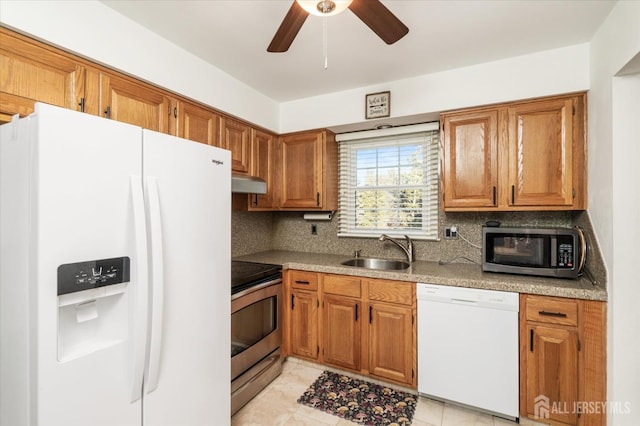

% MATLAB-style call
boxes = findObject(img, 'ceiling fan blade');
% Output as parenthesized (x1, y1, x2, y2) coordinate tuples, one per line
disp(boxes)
(348, 0, 409, 45)
(267, 1, 309, 52)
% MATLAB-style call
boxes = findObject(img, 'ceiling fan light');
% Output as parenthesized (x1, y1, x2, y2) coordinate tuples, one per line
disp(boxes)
(297, 0, 353, 17)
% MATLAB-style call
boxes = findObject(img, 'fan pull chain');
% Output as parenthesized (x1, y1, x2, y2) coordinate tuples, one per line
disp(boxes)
(323, 16, 328, 69)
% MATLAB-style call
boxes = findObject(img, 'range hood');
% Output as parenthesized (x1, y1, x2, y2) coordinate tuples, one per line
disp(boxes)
(231, 173, 267, 194)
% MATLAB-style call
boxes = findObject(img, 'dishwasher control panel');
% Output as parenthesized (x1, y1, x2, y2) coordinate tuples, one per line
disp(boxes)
(416, 283, 519, 311)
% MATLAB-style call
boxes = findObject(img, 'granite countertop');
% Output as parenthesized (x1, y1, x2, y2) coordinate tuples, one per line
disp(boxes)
(234, 250, 608, 301)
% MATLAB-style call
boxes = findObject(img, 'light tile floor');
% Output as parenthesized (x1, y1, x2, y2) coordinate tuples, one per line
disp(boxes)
(232, 358, 542, 426)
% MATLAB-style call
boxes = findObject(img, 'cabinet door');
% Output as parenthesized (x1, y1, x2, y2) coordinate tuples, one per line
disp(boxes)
(290, 289, 319, 360)
(323, 295, 361, 371)
(176, 100, 220, 146)
(100, 73, 171, 133)
(221, 118, 251, 174)
(369, 302, 413, 385)
(0, 29, 85, 123)
(248, 130, 277, 209)
(508, 98, 574, 207)
(442, 110, 498, 208)
(526, 324, 579, 425)
(280, 132, 323, 209)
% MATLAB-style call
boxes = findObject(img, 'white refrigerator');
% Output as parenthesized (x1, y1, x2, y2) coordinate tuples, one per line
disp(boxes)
(0, 103, 231, 425)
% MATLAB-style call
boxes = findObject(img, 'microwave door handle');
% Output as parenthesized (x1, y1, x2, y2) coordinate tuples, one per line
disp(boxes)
(575, 226, 587, 274)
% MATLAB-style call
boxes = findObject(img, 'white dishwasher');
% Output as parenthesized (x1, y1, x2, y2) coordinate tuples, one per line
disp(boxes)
(417, 283, 519, 420)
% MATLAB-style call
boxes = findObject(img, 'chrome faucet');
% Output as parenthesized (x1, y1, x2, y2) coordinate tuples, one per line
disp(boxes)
(379, 234, 414, 263)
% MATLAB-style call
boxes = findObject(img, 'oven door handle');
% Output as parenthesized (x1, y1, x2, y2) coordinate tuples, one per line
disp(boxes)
(231, 277, 283, 300)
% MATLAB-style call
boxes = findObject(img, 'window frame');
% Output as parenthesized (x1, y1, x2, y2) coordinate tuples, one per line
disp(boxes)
(336, 123, 440, 240)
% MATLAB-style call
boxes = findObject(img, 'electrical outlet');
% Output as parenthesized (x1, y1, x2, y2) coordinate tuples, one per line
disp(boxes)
(444, 226, 458, 239)
(311, 224, 317, 235)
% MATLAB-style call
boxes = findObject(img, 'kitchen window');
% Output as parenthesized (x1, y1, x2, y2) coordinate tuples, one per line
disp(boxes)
(336, 123, 439, 240)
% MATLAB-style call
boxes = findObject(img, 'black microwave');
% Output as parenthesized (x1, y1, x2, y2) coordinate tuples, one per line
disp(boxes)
(482, 226, 587, 279)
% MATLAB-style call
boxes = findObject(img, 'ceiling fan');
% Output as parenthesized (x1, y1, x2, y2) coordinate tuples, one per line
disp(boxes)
(267, 0, 409, 52)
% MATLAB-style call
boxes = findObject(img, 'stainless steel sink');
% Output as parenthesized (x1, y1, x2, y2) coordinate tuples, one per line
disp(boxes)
(340, 258, 410, 271)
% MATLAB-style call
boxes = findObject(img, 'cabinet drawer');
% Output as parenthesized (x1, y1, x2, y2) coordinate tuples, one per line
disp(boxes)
(289, 270, 318, 290)
(323, 275, 361, 298)
(526, 296, 578, 326)
(368, 279, 414, 306)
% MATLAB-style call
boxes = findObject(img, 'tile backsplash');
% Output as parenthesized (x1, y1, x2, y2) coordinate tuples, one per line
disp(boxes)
(233, 210, 572, 261)
(232, 211, 274, 257)
(232, 208, 606, 285)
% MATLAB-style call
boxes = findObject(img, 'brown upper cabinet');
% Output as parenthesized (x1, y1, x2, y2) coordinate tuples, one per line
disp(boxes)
(279, 130, 338, 211)
(3, 29, 584, 213)
(244, 128, 338, 212)
(248, 129, 278, 210)
(220, 117, 252, 174)
(441, 93, 587, 211)
(0, 29, 87, 122)
(100, 72, 173, 133)
(174, 100, 221, 147)
(441, 110, 499, 208)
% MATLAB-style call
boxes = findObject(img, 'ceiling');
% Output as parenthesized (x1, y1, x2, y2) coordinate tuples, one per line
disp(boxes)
(101, 0, 616, 103)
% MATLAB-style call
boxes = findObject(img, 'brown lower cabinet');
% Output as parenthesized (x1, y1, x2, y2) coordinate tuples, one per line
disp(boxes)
(287, 270, 320, 360)
(520, 294, 606, 426)
(284, 271, 416, 388)
(289, 288, 319, 360)
(285, 273, 607, 414)
(323, 294, 361, 371)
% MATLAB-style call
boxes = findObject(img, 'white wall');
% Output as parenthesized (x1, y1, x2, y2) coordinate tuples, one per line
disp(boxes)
(610, 70, 640, 426)
(0, 0, 280, 132)
(588, 1, 640, 424)
(280, 44, 590, 133)
(0, 0, 590, 136)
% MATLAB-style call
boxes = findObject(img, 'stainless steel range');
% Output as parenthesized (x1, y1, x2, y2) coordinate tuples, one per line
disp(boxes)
(231, 261, 283, 415)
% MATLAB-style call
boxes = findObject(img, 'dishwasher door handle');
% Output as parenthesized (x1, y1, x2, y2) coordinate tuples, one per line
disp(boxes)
(451, 298, 479, 306)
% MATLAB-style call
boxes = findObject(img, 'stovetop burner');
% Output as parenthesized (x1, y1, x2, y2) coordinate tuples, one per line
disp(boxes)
(231, 261, 282, 295)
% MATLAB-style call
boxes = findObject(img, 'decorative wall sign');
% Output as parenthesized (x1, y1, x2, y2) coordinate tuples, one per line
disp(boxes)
(365, 91, 390, 119)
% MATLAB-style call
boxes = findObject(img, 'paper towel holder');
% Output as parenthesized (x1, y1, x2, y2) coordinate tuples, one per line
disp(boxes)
(303, 212, 333, 221)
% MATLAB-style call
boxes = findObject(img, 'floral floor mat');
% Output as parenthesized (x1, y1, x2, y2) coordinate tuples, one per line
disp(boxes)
(297, 370, 417, 425)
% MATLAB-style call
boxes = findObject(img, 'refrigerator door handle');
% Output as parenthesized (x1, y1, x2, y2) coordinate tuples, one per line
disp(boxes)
(145, 176, 164, 393)
(130, 175, 150, 403)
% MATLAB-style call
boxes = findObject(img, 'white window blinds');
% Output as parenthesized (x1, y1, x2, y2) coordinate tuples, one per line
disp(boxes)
(337, 124, 440, 240)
